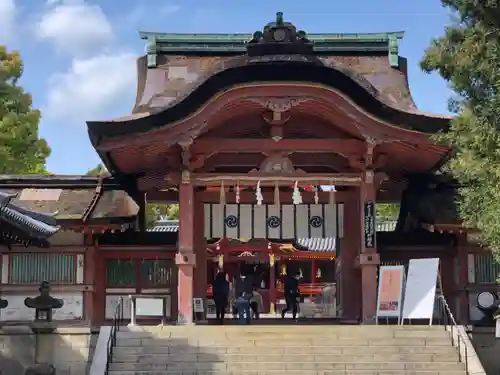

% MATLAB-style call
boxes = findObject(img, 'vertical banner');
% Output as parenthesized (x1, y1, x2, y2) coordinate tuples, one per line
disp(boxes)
(363, 201, 376, 248)
(376, 265, 405, 324)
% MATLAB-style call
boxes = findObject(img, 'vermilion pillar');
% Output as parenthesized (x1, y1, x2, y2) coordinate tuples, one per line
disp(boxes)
(341, 198, 362, 321)
(84, 232, 96, 324)
(176, 171, 196, 325)
(359, 170, 380, 323)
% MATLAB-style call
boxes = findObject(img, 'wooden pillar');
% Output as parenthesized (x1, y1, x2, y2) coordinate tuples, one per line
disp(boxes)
(358, 170, 380, 323)
(93, 238, 106, 325)
(441, 253, 455, 312)
(341, 198, 361, 321)
(457, 234, 470, 323)
(311, 260, 316, 302)
(176, 171, 196, 325)
(193, 199, 207, 300)
(83, 232, 96, 324)
(135, 192, 146, 232)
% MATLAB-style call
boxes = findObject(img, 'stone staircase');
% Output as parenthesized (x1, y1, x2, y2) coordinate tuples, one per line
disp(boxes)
(108, 325, 467, 375)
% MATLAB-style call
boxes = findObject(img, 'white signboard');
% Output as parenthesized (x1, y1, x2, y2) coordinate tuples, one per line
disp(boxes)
(136, 298, 164, 317)
(193, 298, 204, 313)
(376, 265, 405, 324)
(402, 258, 440, 324)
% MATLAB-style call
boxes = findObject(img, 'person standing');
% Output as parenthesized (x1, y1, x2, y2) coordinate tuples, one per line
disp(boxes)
(212, 270, 229, 325)
(234, 272, 253, 324)
(281, 271, 301, 320)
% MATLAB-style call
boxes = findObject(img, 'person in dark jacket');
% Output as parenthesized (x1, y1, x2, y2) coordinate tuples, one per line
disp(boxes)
(281, 271, 301, 320)
(212, 270, 229, 324)
(234, 272, 253, 324)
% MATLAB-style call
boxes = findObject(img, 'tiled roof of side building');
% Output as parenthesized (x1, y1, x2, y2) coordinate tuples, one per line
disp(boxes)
(0, 175, 139, 223)
(148, 219, 398, 246)
(0, 191, 59, 246)
(149, 219, 398, 232)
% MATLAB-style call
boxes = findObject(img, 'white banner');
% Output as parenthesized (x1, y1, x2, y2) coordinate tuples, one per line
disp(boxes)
(376, 265, 405, 324)
(402, 258, 440, 324)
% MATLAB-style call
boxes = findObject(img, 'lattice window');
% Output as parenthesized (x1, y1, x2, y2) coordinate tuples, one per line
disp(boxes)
(106, 259, 135, 287)
(140, 259, 173, 287)
(10, 253, 75, 284)
(473, 253, 500, 283)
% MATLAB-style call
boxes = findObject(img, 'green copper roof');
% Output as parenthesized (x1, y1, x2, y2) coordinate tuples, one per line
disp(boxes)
(139, 31, 404, 68)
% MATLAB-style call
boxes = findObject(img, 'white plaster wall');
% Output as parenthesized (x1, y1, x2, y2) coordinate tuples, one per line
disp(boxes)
(105, 295, 132, 320)
(105, 294, 172, 320)
(0, 293, 83, 321)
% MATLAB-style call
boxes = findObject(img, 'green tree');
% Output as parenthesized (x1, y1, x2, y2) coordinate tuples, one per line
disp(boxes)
(420, 1, 500, 253)
(0, 46, 50, 174)
(376, 203, 400, 220)
(146, 203, 179, 228)
(86, 163, 107, 176)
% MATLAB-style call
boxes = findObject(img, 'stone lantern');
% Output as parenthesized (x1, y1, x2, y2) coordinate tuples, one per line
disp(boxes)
(23, 281, 64, 375)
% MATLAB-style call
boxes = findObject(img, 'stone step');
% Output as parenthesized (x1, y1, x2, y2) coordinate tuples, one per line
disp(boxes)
(119, 325, 446, 331)
(113, 344, 457, 355)
(117, 330, 450, 340)
(107, 369, 466, 375)
(107, 361, 465, 372)
(116, 329, 450, 339)
(115, 337, 452, 347)
(112, 353, 459, 364)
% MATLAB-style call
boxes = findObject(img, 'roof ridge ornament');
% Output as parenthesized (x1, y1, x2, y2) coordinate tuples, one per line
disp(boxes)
(247, 12, 313, 57)
(276, 11, 284, 26)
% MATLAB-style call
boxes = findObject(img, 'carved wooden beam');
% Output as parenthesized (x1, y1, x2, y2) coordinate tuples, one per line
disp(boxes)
(191, 138, 365, 155)
(137, 171, 181, 191)
(191, 172, 362, 186)
(198, 152, 351, 172)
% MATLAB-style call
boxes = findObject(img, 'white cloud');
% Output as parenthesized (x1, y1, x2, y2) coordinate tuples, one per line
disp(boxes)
(36, 0, 113, 56)
(44, 52, 137, 124)
(0, 0, 16, 43)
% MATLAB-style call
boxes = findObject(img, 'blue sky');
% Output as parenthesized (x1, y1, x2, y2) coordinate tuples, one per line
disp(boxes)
(1, 0, 453, 174)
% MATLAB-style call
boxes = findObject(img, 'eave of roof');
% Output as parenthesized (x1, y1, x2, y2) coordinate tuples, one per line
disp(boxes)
(139, 31, 405, 67)
(0, 174, 123, 189)
(0, 191, 59, 243)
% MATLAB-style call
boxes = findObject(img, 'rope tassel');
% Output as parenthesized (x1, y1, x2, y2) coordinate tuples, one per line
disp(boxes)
(313, 185, 319, 204)
(235, 182, 240, 204)
(220, 180, 225, 205)
(329, 181, 336, 206)
(292, 181, 302, 205)
(256, 181, 263, 205)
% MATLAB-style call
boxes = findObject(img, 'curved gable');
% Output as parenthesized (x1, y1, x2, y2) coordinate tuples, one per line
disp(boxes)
(88, 55, 450, 142)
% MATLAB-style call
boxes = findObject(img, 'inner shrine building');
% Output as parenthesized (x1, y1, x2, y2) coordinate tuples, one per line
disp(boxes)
(85, 13, 456, 324)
